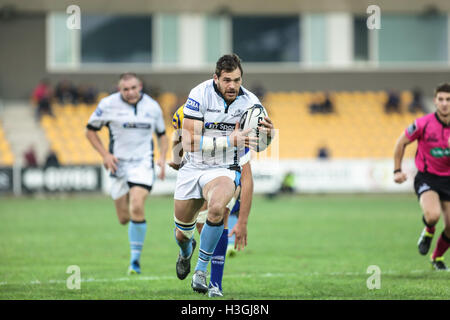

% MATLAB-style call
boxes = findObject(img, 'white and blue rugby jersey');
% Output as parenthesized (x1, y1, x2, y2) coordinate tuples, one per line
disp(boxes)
(183, 79, 260, 169)
(87, 92, 166, 161)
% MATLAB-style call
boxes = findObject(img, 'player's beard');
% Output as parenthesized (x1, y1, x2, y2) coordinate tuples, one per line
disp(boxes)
(218, 85, 237, 104)
(124, 93, 141, 105)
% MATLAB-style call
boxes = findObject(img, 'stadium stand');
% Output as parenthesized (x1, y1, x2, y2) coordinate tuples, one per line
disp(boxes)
(40, 92, 177, 165)
(0, 124, 14, 166)
(40, 102, 107, 165)
(38, 90, 422, 164)
(263, 90, 421, 159)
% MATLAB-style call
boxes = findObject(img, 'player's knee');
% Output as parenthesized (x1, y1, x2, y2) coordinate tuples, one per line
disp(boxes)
(424, 209, 440, 225)
(118, 216, 129, 225)
(130, 200, 145, 217)
(207, 203, 225, 223)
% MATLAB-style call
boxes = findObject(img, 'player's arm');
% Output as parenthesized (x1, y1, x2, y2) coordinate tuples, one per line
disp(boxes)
(393, 132, 412, 184)
(154, 106, 168, 179)
(85, 127, 119, 174)
(181, 117, 204, 152)
(230, 161, 253, 251)
(169, 129, 183, 170)
(156, 132, 168, 180)
(182, 118, 257, 152)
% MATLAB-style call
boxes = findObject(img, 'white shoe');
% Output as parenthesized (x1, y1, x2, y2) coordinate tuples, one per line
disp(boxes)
(208, 284, 223, 297)
(191, 270, 208, 294)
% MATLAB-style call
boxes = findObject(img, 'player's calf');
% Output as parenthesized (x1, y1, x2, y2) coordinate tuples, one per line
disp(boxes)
(128, 219, 147, 274)
(195, 219, 225, 273)
(174, 216, 198, 280)
(114, 195, 130, 225)
(117, 214, 130, 225)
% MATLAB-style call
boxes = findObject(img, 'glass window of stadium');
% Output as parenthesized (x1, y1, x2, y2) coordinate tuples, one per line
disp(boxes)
(232, 16, 300, 62)
(353, 16, 369, 61)
(81, 15, 152, 63)
(378, 14, 448, 63)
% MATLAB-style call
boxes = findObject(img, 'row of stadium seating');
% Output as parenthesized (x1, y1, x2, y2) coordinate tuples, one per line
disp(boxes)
(265, 91, 420, 159)
(0, 124, 14, 166)
(36, 90, 420, 165)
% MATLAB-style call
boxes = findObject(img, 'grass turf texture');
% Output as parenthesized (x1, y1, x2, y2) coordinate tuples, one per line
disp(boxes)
(1, 194, 449, 300)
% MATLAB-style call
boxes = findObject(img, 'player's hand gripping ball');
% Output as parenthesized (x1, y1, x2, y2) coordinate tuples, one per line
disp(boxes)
(239, 104, 273, 152)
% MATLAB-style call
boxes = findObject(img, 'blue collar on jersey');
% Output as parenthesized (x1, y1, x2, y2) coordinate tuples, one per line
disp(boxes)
(212, 80, 244, 110)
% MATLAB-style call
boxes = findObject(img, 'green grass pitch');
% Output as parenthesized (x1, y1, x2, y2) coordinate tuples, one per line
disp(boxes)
(1, 194, 449, 300)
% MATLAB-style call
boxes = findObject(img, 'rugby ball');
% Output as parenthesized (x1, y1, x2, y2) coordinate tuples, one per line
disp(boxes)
(239, 104, 272, 152)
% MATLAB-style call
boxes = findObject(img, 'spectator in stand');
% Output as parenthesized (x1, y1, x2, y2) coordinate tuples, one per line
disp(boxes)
(148, 84, 162, 101)
(385, 90, 401, 114)
(55, 79, 78, 104)
(44, 150, 60, 168)
(409, 87, 426, 114)
(321, 93, 334, 114)
(309, 93, 334, 114)
(317, 145, 330, 159)
(31, 78, 54, 120)
(309, 95, 322, 114)
(77, 84, 98, 104)
(24, 145, 38, 167)
(251, 82, 267, 101)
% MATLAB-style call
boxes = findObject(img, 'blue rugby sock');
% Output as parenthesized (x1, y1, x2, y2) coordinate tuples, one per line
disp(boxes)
(209, 228, 228, 290)
(195, 219, 224, 272)
(174, 228, 193, 258)
(128, 220, 147, 264)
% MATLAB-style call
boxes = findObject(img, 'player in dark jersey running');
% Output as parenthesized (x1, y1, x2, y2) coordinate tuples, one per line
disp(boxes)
(393, 83, 450, 270)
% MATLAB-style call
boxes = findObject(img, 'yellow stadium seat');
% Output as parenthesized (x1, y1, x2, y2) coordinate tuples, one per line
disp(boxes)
(263, 90, 418, 159)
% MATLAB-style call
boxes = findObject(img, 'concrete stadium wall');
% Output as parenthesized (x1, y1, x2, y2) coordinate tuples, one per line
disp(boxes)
(3, 0, 450, 15)
(1, 15, 449, 100)
(0, 15, 47, 100)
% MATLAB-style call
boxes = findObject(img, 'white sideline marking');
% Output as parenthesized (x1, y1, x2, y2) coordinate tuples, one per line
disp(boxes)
(0, 270, 429, 287)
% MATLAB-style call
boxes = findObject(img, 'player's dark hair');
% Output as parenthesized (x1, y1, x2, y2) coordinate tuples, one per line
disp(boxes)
(119, 72, 139, 82)
(434, 83, 450, 96)
(215, 54, 243, 78)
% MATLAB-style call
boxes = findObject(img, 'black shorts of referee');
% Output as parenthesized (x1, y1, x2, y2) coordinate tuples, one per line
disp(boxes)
(414, 171, 450, 201)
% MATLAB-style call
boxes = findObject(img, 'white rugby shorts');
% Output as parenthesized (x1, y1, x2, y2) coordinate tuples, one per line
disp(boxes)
(174, 163, 240, 200)
(109, 158, 154, 200)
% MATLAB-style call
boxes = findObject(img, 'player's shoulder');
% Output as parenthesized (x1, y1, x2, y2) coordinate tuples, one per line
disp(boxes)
(185, 80, 213, 111)
(414, 112, 435, 126)
(141, 93, 160, 106)
(97, 92, 120, 110)
(190, 79, 214, 95)
(141, 93, 162, 111)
